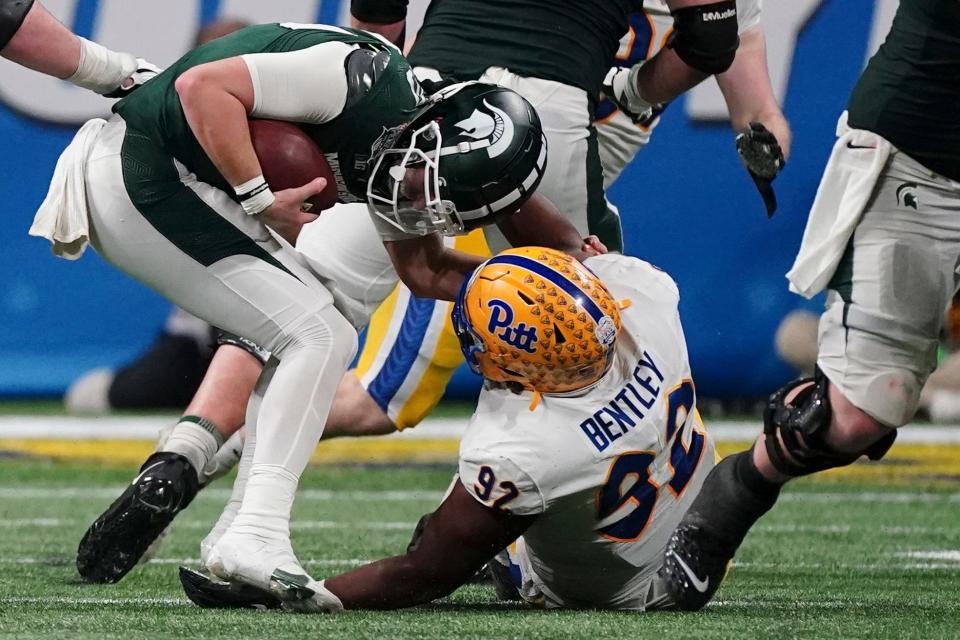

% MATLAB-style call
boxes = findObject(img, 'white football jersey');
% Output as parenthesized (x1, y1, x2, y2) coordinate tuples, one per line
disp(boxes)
(597, 0, 764, 187)
(459, 254, 716, 610)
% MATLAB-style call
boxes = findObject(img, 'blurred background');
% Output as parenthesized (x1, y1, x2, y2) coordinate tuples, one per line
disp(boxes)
(0, 0, 896, 408)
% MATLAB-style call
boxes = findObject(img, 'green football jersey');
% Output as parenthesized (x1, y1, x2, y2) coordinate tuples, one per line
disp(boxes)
(847, 0, 960, 181)
(114, 23, 423, 199)
(407, 0, 641, 101)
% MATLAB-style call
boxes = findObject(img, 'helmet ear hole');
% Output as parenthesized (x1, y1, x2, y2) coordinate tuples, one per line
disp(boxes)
(517, 291, 535, 305)
(553, 323, 567, 345)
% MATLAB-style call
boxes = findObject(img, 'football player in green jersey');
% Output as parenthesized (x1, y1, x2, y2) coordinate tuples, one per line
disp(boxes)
(38, 22, 549, 604)
(647, 0, 960, 611)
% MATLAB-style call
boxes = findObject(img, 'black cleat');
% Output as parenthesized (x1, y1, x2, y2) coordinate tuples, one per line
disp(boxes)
(179, 566, 281, 610)
(646, 451, 783, 611)
(77, 452, 199, 583)
(645, 522, 735, 611)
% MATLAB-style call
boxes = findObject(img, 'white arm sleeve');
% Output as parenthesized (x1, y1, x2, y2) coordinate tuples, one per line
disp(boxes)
(241, 41, 354, 124)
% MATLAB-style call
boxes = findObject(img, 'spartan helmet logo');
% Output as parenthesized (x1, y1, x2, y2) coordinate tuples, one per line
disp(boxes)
(896, 182, 919, 210)
(453, 100, 516, 158)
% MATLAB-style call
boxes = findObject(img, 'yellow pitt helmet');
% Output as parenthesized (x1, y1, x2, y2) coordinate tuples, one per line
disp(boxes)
(452, 247, 621, 394)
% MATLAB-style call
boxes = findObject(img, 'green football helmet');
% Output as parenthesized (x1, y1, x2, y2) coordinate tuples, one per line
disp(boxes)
(367, 82, 547, 236)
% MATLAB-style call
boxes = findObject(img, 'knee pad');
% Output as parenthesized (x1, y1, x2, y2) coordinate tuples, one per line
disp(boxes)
(0, 0, 34, 50)
(215, 330, 271, 366)
(763, 371, 897, 477)
(668, 1, 739, 75)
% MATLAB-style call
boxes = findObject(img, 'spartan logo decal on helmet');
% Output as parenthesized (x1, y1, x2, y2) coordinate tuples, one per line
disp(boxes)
(454, 101, 515, 159)
(452, 247, 623, 395)
(367, 82, 547, 237)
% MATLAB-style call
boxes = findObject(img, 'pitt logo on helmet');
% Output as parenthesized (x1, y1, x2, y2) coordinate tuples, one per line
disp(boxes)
(486, 299, 539, 354)
(452, 247, 622, 395)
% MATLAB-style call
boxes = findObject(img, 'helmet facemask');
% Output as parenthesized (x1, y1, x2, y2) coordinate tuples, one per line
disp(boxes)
(367, 120, 468, 236)
(367, 82, 547, 238)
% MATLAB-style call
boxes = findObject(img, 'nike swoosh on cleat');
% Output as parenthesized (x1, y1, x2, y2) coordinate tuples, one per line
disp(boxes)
(674, 554, 710, 593)
(132, 461, 165, 485)
(846, 142, 875, 150)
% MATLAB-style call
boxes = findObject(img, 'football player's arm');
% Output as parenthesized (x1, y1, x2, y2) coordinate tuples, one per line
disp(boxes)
(619, 0, 739, 109)
(324, 481, 536, 610)
(1, 0, 147, 95)
(350, 0, 408, 47)
(497, 193, 607, 261)
(175, 48, 352, 239)
(716, 27, 791, 160)
(385, 234, 485, 301)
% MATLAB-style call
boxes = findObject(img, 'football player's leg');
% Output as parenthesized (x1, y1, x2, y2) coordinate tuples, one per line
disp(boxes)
(160, 341, 264, 483)
(79, 332, 265, 581)
(79, 119, 356, 592)
(340, 229, 490, 435)
(347, 285, 458, 433)
(479, 69, 619, 253)
(651, 151, 960, 611)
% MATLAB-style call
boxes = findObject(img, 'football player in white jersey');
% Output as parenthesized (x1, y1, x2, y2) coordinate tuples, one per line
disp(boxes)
(600, 0, 789, 213)
(181, 246, 716, 612)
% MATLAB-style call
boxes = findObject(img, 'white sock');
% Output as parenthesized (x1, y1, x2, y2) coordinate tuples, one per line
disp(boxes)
(67, 37, 137, 94)
(229, 464, 298, 541)
(201, 427, 254, 567)
(159, 417, 223, 479)
(200, 429, 244, 485)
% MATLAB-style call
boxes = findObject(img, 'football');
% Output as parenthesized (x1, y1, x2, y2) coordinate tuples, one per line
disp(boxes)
(248, 119, 338, 212)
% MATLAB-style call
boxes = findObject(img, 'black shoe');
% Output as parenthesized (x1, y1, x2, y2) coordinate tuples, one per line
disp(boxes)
(179, 566, 281, 610)
(77, 452, 199, 583)
(645, 522, 735, 611)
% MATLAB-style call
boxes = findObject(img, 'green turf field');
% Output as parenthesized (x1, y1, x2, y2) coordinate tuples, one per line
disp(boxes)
(1, 457, 959, 639)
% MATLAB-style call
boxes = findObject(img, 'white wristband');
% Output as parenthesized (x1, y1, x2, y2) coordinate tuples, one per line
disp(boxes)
(234, 175, 276, 216)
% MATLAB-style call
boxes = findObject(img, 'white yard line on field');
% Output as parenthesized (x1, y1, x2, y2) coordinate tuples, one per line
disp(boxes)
(0, 487, 442, 501)
(0, 557, 368, 566)
(4, 519, 956, 538)
(1, 596, 189, 606)
(2, 556, 956, 571)
(2, 486, 958, 504)
(4, 415, 960, 443)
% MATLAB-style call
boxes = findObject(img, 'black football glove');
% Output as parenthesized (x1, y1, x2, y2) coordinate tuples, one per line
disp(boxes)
(103, 58, 163, 98)
(735, 122, 785, 218)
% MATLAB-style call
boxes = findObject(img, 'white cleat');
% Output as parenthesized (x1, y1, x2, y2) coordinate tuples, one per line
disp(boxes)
(205, 531, 338, 612)
(205, 530, 302, 590)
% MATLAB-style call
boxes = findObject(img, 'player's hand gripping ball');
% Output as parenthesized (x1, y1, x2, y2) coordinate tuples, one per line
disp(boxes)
(249, 119, 337, 212)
